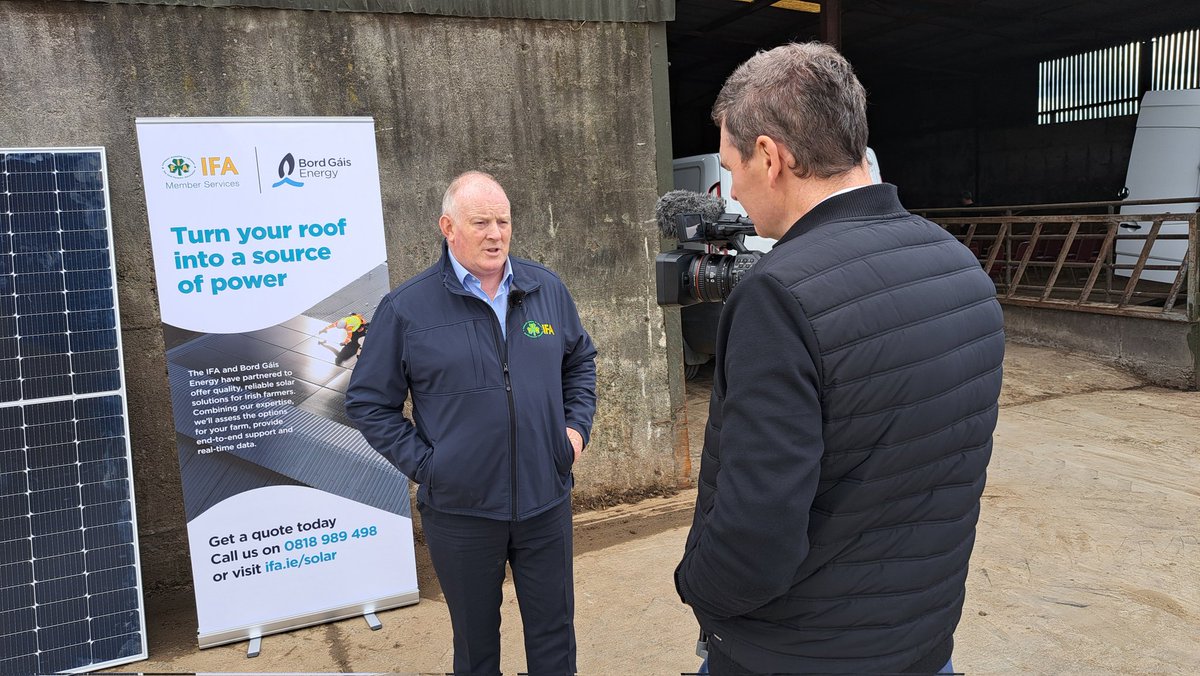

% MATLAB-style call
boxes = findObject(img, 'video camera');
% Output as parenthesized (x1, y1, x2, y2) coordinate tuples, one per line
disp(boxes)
(654, 190, 763, 306)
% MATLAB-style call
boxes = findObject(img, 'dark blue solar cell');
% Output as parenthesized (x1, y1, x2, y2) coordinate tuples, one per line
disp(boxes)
(54, 152, 102, 173)
(0, 164, 6, 191)
(69, 309, 116, 333)
(0, 275, 14, 295)
(66, 289, 113, 312)
(0, 630, 36, 658)
(83, 501, 131, 529)
(19, 312, 69, 336)
(88, 587, 139, 618)
(26, 444, 77, 470)
(60, 191, 106, 212)
(0, 295, 15, 318)
(35, 552, 86, 582)
(0, 449, 25, 472)
(36, 596, 89, 629)
(8, 172, 57, 193)
(25, 399, 73, 424)
(0, 427, 24, 452)
(18, 291, 67, 315)
(0, 234, 12, 255)
(75, 395, 121, 419)
(0, 258, 12, 276)
(23, 378, 74, 400)
(29, 485, 81, 513)
(31, 508, 83, 536)
(0, 212, 9, 235)
(0, 655, 39, 676)
(57, 171, 104, 192)
(15, 252, 64, 274)
(5, 153, 54, 173)
(0, 339, 13, 360)
(32, 530, 85, 559)
(61, 230, 108, 251)
(0, 561, 34, 588)
(13, 232, 62, 253)
(0, 607, 36, 634)
(0, 492, 28, 518)
(77, 415, 124, 441)
(0, 467, 29, 494)
(84, 522, 132, 551)
(59, 210, 106, 231)
(22, 354, 72, 379)
(65, 270, 110, 291)
(92, 632, 143, 663)
(16, 272, 65, 294)
(23, 375, 74, 399)
(0, 486, 28, 514)
(75, 371, 122, 394)
(78, 441, 129, 468)
(9, 211, 59, 233)
(80, 478, 130, 504)
(64, 250, 110, 271)
(28, 464, 78, 493)
(0, 536, 32, 562)
(0, 381, 19, 403)
(0, 514, 32, 540)
(87, 565, 137, 595)
(86, 543, 136, 571)
(70, 330, 118, 352)
(20, 334, 69, 357)
(91, 610, 141, 640)
(0, 583, 34, 613)
(40, 645, 93, 675)
(0, 405, 22, 427)
(35, 616, 89, 648)
(80, 459, 127, 485)
(9, 191, 59, 213)
(0, 358, 20, 381)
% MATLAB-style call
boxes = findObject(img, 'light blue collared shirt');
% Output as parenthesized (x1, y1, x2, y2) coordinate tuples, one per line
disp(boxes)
(448, 249, 515, 338)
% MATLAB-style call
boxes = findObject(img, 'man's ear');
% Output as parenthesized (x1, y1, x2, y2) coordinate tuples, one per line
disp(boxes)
(757, 135, 794, 188)
(438, 214, 454, 240)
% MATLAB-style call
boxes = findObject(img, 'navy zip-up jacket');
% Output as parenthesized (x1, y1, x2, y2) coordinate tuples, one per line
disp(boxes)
(676, 184, 1003, 673)
(345, 244, 597, 521)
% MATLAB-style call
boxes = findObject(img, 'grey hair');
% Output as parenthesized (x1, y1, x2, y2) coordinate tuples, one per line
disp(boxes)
(712, 42, 868, 179)
(442, 170, 503, 217)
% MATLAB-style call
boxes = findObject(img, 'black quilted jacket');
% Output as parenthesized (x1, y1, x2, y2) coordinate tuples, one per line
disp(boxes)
(676, 184, 1004, 674)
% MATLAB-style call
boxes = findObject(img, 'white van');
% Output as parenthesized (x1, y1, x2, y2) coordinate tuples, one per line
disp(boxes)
(1116, 89, 1200, 284)
(671, 149, 882, 373)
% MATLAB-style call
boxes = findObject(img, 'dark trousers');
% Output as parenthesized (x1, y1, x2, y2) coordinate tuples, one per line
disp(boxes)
(419, 499, 576, 676)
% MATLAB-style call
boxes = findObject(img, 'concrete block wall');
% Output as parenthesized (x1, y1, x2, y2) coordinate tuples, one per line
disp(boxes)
(0, 0, 678, 591)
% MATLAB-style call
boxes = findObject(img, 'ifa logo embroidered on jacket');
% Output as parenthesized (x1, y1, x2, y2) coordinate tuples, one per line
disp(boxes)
(522, 320, 555, 339)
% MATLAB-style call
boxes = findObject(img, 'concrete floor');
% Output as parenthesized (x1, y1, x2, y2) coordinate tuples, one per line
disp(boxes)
(135, 343, 1200, 674)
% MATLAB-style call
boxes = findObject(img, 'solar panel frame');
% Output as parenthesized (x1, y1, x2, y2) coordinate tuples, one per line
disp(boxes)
(0, 147, 148, 674)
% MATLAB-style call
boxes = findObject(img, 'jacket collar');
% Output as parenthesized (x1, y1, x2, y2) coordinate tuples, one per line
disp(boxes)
(776, 183, 908, 248)
(438, 240, 542, 296)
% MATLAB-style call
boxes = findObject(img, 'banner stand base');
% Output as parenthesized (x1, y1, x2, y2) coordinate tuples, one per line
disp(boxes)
(246, 637, 262, 659)
(364, 613, 383, 631)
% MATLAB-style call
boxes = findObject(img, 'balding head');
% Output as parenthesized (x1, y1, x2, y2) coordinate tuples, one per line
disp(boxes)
(442, 171, 506, 220)
(438, 171, 512, 295)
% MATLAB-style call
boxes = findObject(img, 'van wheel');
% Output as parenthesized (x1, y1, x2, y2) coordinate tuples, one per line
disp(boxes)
(684, 363, 700, 380)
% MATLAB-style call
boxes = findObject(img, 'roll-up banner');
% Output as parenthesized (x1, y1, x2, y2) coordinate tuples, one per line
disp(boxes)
(135, 117, 417, 648)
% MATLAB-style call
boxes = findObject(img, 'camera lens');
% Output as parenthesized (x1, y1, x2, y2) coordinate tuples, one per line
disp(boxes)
(689, 251, 762, 303)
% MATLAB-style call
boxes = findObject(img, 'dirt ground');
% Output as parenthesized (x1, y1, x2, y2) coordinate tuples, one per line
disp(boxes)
(130, 343, 1199, 674)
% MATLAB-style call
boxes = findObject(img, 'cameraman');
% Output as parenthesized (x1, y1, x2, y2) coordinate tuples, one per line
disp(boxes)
(674, 43, 1004, 674)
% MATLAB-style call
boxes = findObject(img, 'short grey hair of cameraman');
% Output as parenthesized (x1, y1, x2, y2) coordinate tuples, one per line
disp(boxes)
(714, 41, 868, 180)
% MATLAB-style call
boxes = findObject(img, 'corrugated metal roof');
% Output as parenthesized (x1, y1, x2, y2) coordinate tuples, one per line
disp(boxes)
(70, 0, 674, 22)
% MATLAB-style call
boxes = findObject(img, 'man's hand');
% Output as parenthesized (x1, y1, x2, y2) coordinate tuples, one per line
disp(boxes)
(566, 427, 584, 462)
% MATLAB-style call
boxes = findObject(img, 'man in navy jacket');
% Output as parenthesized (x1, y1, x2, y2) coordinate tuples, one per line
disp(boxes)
(675, 43, 1004, 674)
(346, 171, 597, 675)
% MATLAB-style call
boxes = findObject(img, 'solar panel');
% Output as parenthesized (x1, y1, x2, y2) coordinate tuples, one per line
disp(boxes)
(0, 149, 147, 674)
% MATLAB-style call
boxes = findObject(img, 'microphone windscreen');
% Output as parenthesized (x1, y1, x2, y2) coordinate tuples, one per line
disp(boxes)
(654, 190, 726, 238)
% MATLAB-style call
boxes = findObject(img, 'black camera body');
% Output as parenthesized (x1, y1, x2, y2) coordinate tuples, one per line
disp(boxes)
(655, 210, 762, 307)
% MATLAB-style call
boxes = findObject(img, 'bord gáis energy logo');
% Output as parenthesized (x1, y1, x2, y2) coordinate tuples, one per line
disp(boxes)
(271, 152, 351, 188)
(162, 156, 196, 178)
(273, 153, 304, 188)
